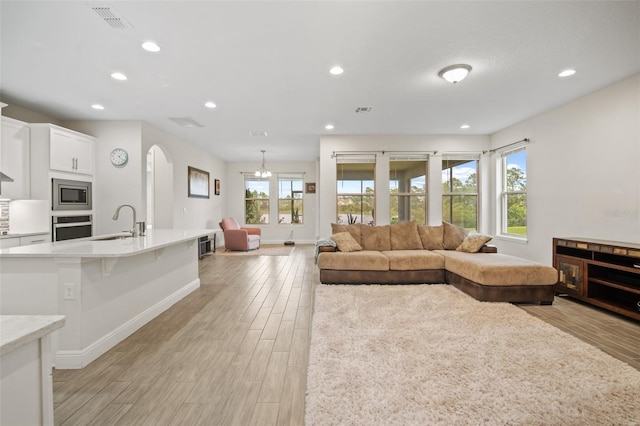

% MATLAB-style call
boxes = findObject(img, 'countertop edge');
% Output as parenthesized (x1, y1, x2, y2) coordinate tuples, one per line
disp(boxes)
(0, 315, 66, 357)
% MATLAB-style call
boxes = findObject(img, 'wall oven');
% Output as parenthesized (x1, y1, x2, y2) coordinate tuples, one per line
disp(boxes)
(52, 178, 92, 211)
(52, 215, 92, 242)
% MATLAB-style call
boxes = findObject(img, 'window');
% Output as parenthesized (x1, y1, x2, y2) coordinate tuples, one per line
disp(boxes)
(336, 156, 375, 225)
(442, 156, 478, 230)
(278, 175, 304, 225)
(390, 157, 427, 224)
(501, 148, 527, 237)
(244, 176, 270, 224)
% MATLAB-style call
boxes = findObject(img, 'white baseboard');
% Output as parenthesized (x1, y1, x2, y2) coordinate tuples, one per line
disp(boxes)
(55, 278, 200, 369)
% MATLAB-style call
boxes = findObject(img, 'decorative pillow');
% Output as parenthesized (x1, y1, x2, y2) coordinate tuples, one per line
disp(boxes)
(442, 221, 469, 250)
(331, 232, 363, 252)
(456, 233, 493, 253)
(331, 223, 362, 246)
(390, 221, 423, 250)
(417, 225, 445, 250)
(360, 225, 391, 251)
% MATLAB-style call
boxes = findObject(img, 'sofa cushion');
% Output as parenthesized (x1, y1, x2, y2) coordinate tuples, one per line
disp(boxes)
(443, 221, 469, 250)
(317, 250, 389, 271)
(435, 251, 558, 286)
(331, 223, 362, 245)
(331, 232, 363, 252)
(417, 224, 445, 250)
(390, 221, 423, 250)
(382, 250, 445, 271)
(361, 225, 391, 251)
(456, 233, 493, 253)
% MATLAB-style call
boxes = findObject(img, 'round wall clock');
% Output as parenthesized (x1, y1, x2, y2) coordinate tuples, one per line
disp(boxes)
(110, 148, 128, 166)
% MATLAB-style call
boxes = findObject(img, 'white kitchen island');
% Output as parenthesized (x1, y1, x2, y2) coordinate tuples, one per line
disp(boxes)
(0, 229, 213, 369)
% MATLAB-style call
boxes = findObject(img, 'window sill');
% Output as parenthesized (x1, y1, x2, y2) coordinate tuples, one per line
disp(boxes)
(495, 234, 528, 244)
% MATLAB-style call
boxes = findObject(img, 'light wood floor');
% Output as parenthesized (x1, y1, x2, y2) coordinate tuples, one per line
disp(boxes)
(53, 245, 640, 425)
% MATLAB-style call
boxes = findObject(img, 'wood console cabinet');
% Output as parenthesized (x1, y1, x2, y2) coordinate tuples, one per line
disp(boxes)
(553, 238, 640, 321)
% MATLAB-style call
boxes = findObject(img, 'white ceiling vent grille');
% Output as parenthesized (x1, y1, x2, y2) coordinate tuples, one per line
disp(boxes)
(354, 106, 373, 113)
(168, 117, 203, 128)
(249, 131, 268, 137)
(89, 5, 133, 29)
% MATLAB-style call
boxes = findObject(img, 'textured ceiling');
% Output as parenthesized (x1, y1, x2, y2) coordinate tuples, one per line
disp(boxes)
(1, 1, 639, 162)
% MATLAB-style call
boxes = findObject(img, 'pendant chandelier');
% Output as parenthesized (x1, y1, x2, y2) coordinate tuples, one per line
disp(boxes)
(255, 150, 272, 177)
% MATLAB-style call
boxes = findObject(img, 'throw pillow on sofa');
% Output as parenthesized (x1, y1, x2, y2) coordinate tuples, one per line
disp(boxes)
(456, 233, 493, 253)
(443, 221, 469, 250)
(417, 224, 445, 250)
(331, 232, 363, 252)
(390, 221, 423, 250)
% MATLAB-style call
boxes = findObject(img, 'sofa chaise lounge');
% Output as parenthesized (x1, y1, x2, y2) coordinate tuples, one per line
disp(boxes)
(317, 221, 558, 305)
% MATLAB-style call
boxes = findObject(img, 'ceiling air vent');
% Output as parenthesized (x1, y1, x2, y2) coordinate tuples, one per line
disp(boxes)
(168, 117, 203, 128)
(355, 106, 373, 113)
(249, 131, 268, 137)
(89, 4, 133, 29)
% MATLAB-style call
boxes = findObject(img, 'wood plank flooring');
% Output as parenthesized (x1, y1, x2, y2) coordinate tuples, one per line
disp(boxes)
(53, 245, 640, 425)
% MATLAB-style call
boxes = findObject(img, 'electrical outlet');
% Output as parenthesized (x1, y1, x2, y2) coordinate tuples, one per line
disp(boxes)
(64, 283, 75, 300)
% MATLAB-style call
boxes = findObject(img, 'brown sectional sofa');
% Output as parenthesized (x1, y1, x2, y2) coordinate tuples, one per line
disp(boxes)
(317, 221, 558, 304)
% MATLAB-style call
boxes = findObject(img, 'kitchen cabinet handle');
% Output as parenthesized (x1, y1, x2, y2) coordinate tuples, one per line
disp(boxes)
(30, 239, 46, 243)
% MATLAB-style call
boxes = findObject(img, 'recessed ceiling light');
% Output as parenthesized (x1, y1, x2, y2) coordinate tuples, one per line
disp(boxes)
(558, 69, 576, 77)
(91, 104, 105, 110)
(460, 124, 470, 129)
(329, 66, 344, 75)
(111, 72, 127, 81)
(438, 64, 472, 84)
(141, 41, 160, 52)
(204, 101, 217, 109)
(325, 124, 334, 130)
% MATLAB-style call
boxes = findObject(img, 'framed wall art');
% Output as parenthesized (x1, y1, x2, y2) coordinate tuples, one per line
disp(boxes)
(305, 182, 316, 194)
(188, 166, 210, 198)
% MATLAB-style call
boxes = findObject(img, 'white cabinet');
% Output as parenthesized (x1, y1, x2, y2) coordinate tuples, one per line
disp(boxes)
(0, 117, 30, 199)
(30, 124, 95, 177)
(0, 236, 20, 249)
(49, 128, 93, 175)
(20, 233, 50, 246)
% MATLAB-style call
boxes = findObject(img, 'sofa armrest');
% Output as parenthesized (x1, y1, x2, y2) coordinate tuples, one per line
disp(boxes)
(479, 245, 498, 253)
(242, 227, 261, 236)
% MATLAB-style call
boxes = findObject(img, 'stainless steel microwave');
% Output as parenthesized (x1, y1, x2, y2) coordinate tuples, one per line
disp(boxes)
(52, 178, 92, 211)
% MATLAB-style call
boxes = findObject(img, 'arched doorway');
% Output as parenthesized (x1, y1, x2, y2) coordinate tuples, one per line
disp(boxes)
(146, 144, 173, 229)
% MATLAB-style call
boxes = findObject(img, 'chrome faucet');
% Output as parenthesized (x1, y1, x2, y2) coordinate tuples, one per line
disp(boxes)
(112, 204, 138, 237)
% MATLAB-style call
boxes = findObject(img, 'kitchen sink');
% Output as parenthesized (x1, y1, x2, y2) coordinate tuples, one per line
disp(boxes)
(91, 234, 132, 241)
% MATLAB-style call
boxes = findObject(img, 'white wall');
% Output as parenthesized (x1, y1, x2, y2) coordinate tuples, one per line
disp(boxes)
(318, 135, 491, 238)
(225, 160, 318, 244)
(64, 120, 226, 234)
(490, 73, 640, 264)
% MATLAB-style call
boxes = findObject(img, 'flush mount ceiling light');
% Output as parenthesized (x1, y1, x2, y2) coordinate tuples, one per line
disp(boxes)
(204, 101, 217, 109)
(111, 72, 127, 81)
(438, 64, 472, 84)
(255, 150, 272, 177)
(329, 65, 344, 75)
(558, 69, 576, 77)
(141, 41, 160, 52)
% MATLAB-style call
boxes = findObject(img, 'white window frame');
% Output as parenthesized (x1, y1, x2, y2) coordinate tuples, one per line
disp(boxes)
(499, 147, 527, 240)
(389, 155, 428, 225)
(277, 173, 305, 225)
(441, 154, 480, 231)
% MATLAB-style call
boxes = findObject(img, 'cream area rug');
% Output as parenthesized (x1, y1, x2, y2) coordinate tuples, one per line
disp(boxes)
(215, 245, 294, 256)
(305, 284, 640, 426)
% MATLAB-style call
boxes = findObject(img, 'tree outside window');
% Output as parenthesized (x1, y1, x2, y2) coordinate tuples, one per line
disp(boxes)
(336, 161, 375, 225)
(278, 177, 304, 225)
(502, 149, 527, 236)
(245, 177, 269, 224)
(442, 158, 478, 231)
(390, 159, 427, 224)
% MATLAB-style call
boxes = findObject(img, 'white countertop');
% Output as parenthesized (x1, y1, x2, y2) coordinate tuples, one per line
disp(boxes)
(0, 229, 215, 258)
(0, 315, 66, 356)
